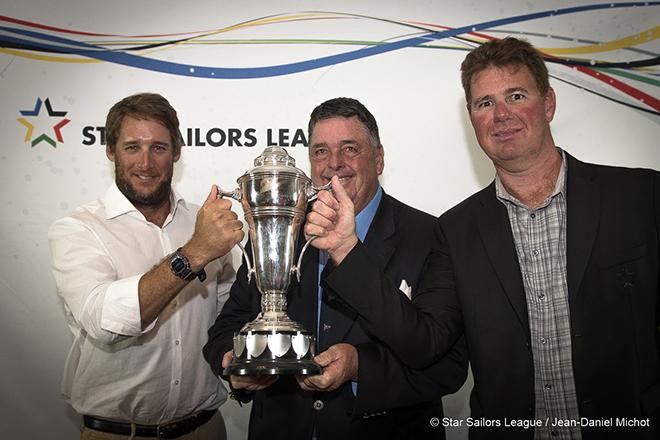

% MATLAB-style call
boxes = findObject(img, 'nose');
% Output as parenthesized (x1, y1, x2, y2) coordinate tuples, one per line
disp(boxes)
(493, 101, 513, 122)
(327, 148, 345, 170)
(137, 148, 154, 169)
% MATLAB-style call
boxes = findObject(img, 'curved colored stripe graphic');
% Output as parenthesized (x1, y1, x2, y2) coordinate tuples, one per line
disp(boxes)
(540, 25, 659, 55)
(1, 3, 658, 113)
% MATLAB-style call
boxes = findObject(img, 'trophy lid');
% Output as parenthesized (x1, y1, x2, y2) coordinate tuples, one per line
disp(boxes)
(254, 146, 296, 167)
(242, 146, 309, 179)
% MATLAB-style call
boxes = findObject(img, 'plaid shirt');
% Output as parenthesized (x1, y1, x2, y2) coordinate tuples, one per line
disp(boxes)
(496, 150, 582, 440)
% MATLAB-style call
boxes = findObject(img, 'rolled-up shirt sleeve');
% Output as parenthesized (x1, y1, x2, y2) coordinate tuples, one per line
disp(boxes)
(49, 217, 154, 345)
(102, 275, 156, 336)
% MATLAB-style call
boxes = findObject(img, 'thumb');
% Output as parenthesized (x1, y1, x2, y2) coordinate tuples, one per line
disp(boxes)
(222, 350, 234, 368)
(330, 175, 352, 207)
(206, 185, 219, 204)
(313, 351, 332, 367)
(314, 346, 338, 367)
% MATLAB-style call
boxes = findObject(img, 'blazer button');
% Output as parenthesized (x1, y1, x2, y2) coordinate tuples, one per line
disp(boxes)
(313, 400, 324, 411)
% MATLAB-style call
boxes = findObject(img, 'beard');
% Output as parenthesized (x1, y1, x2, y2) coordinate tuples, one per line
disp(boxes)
(115, 171, 172, 208)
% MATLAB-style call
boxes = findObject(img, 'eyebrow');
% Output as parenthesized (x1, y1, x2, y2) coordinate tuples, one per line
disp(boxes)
(310, 139, 358, 148)
(505, 86, 530, 95)
(119, 139, 171, 147)
(472, 86, 531, 105)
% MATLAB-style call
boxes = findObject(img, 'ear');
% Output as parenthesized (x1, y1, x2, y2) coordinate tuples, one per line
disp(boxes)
(174, 147, 181, 162)
(106, 145, 115, 162)
(544, 87, 556, 122)
(375, 145, 385, 175)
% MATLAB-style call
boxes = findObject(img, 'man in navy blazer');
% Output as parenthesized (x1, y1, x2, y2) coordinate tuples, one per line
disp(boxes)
(203, 97, 467, 439)
(306, 39, 659, 439)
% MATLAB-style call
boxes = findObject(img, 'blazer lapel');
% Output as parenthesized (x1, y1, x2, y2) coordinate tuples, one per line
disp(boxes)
(565, 154, 600, 299)
(319, 193, 396, 350)
(476, 184, 530, 333)
(363, 193, 397, 268)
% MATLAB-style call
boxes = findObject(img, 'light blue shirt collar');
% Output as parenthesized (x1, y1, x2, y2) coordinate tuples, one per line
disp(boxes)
(318, 185, 382, 266)
(354, 185, 383, 242)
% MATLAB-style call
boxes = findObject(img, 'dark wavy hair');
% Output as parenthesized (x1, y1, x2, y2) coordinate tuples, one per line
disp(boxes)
(308, 97, 381, 148)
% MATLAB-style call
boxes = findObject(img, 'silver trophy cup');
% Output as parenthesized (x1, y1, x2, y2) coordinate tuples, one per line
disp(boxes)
(221, 146, 326, 375)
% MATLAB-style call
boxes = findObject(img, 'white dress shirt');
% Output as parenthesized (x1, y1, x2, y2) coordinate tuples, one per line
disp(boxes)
(48, 183, 233, 424)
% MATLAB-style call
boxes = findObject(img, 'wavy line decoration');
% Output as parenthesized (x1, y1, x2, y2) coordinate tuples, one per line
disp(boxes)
(1, 2, 659, 114)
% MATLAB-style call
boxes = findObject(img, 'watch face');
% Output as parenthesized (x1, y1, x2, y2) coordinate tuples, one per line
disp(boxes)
(171, 249, 197, 281)
(172, 257, 185, 273)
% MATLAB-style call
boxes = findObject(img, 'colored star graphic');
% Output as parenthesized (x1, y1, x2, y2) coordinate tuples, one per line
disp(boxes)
(17, 98, 71, 148)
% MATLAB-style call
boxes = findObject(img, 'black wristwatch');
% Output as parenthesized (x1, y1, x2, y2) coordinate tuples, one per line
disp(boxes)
(170, 248, 207, 282)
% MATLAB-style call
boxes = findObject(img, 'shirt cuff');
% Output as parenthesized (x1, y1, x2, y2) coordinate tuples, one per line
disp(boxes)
(101, 274, 156, 336)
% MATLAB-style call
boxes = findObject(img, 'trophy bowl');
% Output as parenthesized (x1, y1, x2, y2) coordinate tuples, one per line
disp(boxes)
(221, 146, 325, 375)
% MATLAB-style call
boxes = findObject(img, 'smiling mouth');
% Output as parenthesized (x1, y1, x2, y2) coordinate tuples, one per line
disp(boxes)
(323, 175, 353, 183)
(492, 128, 522, 139)
(135, 174, 157, 182)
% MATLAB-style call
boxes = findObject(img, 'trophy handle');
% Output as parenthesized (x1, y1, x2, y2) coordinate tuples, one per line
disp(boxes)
(292, 236, 317, 283)
(306, 181, 332, 202)
(217, 186, 242, 201)
(291, 182, 333, 282)
(217, 186, 255, 283)
(236, 242, 255, 284)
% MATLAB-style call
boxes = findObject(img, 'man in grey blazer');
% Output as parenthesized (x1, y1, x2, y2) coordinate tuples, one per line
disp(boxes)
(306, 38, 659, 439)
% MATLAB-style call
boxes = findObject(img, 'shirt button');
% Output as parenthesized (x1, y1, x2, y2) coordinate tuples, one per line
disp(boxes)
(538, 293, 545, 300)
(540, 337, 547, 344)
(174, 380, 180, 385)
(172, 300, 178, 307)
(313, 400, 324, 411)
(544, 383, 552, 390)
(533, 249, 540, 256)
(174, 340, 180, 346)
(530, 213, 536, 219)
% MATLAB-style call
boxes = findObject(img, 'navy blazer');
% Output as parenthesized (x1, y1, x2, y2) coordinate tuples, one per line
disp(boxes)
(325, 154, 660, 439)
(204, 191, 468, 440)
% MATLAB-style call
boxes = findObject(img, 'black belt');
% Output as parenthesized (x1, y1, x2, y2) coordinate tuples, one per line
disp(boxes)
(83, 409, 216, 438)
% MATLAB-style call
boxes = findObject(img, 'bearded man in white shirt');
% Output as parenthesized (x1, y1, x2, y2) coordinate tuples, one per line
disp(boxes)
(48, 93, 244, 440)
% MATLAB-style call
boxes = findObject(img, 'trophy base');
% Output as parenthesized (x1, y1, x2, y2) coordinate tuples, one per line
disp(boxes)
(224, 326, 321, 376)
(224, 357, 321, 376)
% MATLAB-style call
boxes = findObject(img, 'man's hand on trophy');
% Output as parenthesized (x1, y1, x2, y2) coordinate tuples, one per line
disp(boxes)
(186, 185, 244, 269)
(304, 176, 358, 266)
(295, 343, 358, 392)
(222, 351, 279, 391)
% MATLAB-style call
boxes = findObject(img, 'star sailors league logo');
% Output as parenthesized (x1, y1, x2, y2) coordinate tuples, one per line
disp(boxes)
(17, 98, 70, 148)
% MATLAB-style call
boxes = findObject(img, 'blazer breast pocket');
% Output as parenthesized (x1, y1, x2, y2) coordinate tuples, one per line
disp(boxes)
(597, 243, 647, 271)
(597, 243, 648, 295)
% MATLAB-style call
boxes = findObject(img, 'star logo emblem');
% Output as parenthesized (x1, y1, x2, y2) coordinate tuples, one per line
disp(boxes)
(17, 98, 71, 148)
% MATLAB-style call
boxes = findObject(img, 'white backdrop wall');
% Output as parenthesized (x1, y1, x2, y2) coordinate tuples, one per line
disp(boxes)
(1, 1, 658, 439)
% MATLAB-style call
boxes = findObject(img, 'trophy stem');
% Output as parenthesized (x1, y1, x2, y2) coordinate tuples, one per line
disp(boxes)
(262, 291, 287, 313)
